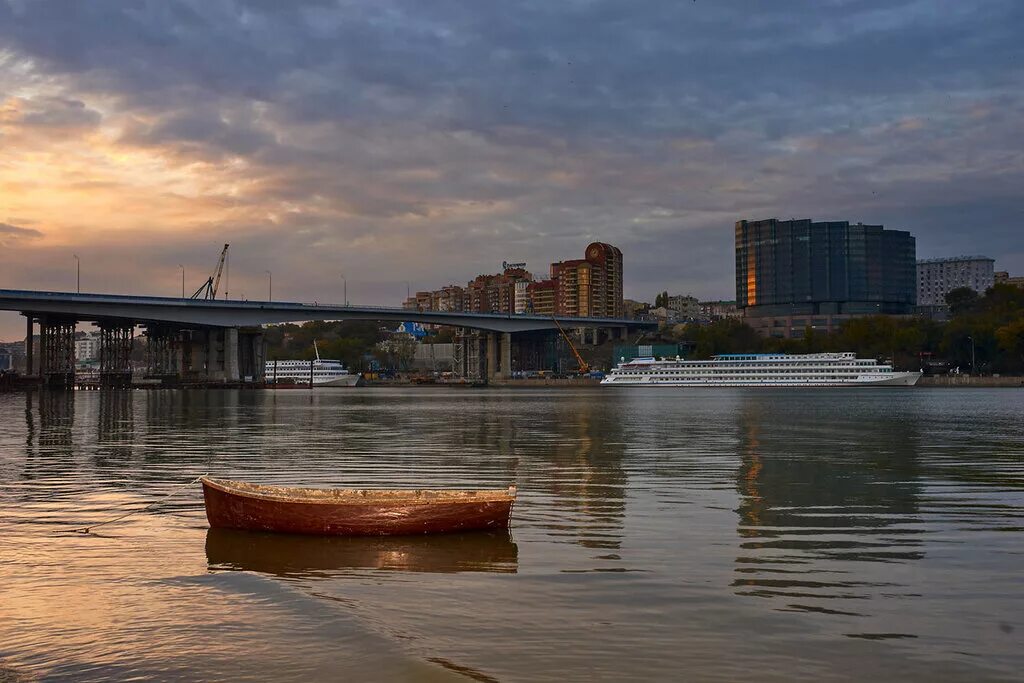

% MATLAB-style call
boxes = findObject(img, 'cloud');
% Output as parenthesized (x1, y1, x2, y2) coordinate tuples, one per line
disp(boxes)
(0, 0, 1023, 340)
(0, 222, 43, 242)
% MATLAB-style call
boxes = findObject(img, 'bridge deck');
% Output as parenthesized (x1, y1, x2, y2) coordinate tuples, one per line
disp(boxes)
(0, 289, 653, 333)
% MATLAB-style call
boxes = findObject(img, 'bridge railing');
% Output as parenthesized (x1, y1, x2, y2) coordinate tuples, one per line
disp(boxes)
(0, 289, 649, 325)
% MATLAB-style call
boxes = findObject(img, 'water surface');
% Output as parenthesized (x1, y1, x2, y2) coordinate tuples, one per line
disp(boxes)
(1, 388, 1022, 681)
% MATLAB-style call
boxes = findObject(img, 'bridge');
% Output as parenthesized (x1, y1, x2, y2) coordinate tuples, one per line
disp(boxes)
(0, 289, 654, 387)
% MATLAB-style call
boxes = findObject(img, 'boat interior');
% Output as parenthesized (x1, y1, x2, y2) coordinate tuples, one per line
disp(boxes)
(202, 478, 517, 504)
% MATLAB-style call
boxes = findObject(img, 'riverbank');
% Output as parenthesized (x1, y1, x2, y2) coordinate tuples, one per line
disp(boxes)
(919, 375, 1024, 387)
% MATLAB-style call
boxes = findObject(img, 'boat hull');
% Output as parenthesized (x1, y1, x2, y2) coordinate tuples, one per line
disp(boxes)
(601, 371, 922, 387)
(201, 479, 515, 536)
(318, 374, 361, 387)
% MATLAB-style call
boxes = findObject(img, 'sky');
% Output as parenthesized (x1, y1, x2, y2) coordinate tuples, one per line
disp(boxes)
(1, 0, 1023, 339)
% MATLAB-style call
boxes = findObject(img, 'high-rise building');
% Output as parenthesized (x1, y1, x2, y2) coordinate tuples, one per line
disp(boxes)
(549, 242, 624, 317)
(527, 280, 557, 315)
(584, 242, 624, 318)
(551, 259, 592, 317)
(403, 242, 623, 319)
(735, 218, 916, 337)
(917, 256, 995, 306)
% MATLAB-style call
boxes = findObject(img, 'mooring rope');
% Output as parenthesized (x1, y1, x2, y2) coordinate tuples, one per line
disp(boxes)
(57, 473, 209, 534)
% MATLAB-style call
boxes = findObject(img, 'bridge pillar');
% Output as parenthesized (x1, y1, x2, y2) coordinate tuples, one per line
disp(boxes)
(224, 327, 240, 382)
(486, 332, 498, 381)
(206, 330, 223, 381)
(499, 332, 512, 380)
(25, 315, 34, 377)
(99, 323, 134, 388)
(238, 328, 265, 382)
(39, 316, 76, 389)
(185, 330, 205, 376)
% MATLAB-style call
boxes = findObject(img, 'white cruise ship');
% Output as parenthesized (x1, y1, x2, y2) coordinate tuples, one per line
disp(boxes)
(600, 352, 921, 387)
(266, 343, 360, 387)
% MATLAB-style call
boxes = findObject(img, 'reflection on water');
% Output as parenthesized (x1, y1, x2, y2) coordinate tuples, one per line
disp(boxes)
(734, 397, 925, 619)
(97, 389, 135, 462)
(207, 528, 518, 576)
(532, 399, 627, 550)
(1, 388, 1023, 682)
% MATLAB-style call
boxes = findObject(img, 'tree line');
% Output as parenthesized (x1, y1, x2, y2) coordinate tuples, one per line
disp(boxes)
(263, 320, 452, 372)
(669, 284, 1024, 374)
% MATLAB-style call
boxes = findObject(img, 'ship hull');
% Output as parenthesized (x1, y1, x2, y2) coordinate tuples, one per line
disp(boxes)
(601, 371, 922, 387)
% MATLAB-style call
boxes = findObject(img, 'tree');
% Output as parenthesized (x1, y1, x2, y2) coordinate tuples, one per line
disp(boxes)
(996, 318, 1024, 372)
(945, 287, 980, 316)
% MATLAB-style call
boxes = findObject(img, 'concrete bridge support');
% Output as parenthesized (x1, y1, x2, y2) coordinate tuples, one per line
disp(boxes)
(238, 328, 266, 382)
(25, 315, 34, 377)
(485, 332, 497, 381)
(479, 332, 515, 381)
(500, 333, 512, 380)
(99, 323, 134, 388)
(39, 316, 76, 389)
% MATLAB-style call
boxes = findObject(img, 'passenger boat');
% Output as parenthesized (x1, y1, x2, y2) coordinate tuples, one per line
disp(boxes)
(265, 341, 361, 387)
(601, 352, 922, 387)
(201, 477, 517, 536)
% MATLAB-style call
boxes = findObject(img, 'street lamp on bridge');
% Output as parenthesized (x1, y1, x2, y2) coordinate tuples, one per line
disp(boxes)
(73, 254, 80, 293)
(266, 270, 272, 302)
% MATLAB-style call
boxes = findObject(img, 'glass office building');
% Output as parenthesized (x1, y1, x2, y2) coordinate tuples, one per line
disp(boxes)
(735, 218, 916, 336)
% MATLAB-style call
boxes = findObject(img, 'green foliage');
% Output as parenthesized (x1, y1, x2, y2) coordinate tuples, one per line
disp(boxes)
(264, 320, 385, 370)
(673, 284, 1024, 374)
(945, 287, 980, 316)
(996, 318, 1024, 365)
(675, 318, 763, 359)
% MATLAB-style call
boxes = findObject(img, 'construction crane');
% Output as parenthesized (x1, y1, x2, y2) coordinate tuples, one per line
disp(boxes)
(551, 315, 590, 375)
(190, 244, 230, 300)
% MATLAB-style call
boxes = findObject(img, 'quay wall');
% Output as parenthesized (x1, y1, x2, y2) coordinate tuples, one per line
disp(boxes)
(919, 375, 1024, 387)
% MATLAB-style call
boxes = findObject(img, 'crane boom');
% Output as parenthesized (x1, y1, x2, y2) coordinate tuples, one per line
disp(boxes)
(551, 316, 590, 374)
(190, 244, 230, 300)
(210, 244, 229, 299)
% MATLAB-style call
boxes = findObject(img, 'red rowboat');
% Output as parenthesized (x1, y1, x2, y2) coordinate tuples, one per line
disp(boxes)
(201, 477, 517, 536)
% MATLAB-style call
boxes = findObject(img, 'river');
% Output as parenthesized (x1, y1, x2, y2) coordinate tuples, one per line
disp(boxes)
(1, 387, 1021, 681)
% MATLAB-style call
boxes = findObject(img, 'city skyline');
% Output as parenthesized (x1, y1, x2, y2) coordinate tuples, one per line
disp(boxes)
(2, 1, 1024, 340)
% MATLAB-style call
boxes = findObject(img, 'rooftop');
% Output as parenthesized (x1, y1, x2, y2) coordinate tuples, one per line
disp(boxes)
(917, 256, 994, 264)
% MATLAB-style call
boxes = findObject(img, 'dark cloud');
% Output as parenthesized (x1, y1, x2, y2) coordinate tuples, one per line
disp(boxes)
(13, 95, 102, 128)
(0, 0, 1022, 341)
(0, 222, 43, 239)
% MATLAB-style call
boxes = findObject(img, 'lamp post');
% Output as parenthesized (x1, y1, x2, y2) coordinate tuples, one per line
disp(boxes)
(73, 254, 80, 293)
(340, 273, 347, 306)
(266, 270, 272, 302)
(967, 335, 976, 375)
(179, 264, 185, 298)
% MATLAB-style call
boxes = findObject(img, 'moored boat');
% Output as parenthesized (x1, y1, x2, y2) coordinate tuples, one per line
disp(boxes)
(201, 477, 516, 536)
(601, 352, 922, 387)
(265, 340, 361, 387)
